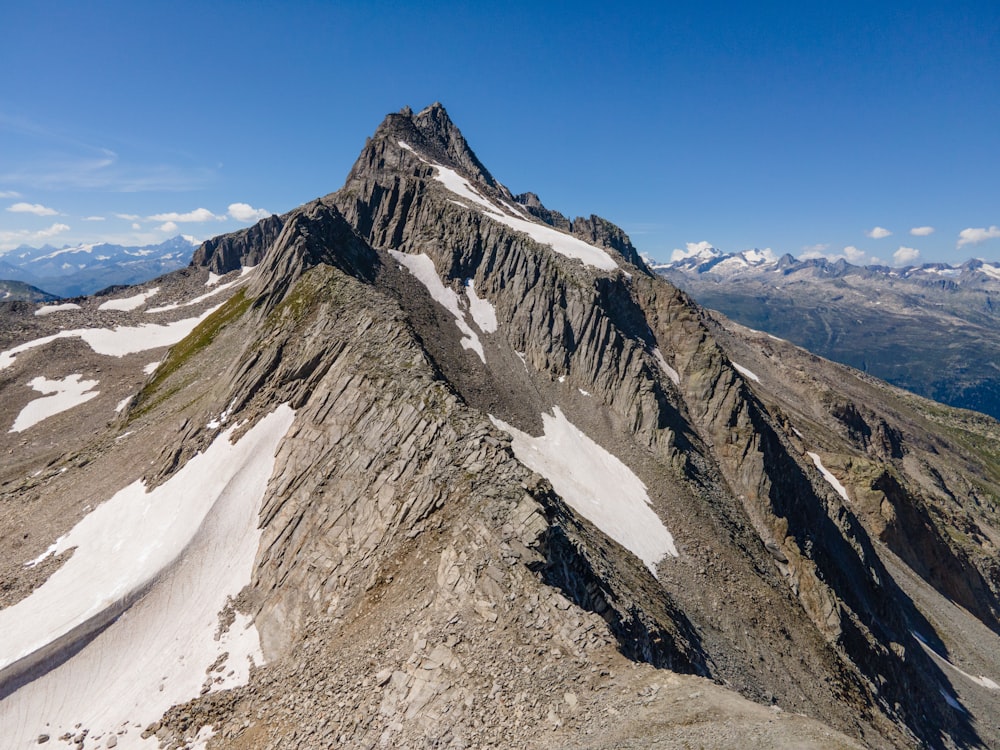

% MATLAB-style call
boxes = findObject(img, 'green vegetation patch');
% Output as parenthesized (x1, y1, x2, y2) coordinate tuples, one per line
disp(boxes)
(131, 290, 251, 418)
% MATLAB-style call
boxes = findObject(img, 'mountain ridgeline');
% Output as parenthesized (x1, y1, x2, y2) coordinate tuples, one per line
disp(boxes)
(3, 104, 1000, 748)
(657, 248, 1000, 420)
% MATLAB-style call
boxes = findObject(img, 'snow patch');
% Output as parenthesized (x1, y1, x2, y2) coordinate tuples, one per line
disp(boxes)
(807, 452, 851, 503)
(732, 362, 760, 383)
(9, 374, 100, 432)
(413, 154, 617, 271)
(115, 395, 133, 413)
(912, 630, 1000, 690)
(652, 348, 680, 385)
(578, 389, 591, 396)
(205, 271, 223, 287)
(0, 305, 223, 369)
(25, 534, 68, 567)
(146, 278, 242, 313)
(0, 405, 294, 747)
(977, 263, 1000, 281)
(465, 279, 498, 333)
(98, 287, 160, 312)
(490, 407, 677, 575)
(143, 361, 160, 375)
(390, 251, 485, 362)
(35, 302, 81, 317)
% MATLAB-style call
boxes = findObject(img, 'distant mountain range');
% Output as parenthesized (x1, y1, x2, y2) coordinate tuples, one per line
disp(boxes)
(655, 247, 1000, 419)
(0, 235, 197, 298)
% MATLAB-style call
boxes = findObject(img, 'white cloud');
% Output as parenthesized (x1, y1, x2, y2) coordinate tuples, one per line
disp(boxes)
(0, 190, 20, 198)
(0, 222, 72, 250)
(7, 202, 58, 216)
(801, 243, 829, 254)
(158, 221, 179, 233)
(115, 213, 141, 221)
(149, 207, 222, 223)
(37, 222, 70, 238)
(228, 202, 270, 222)
(800, 245, 876, 265)
(909, 226, 934, 236)
(893, 246, 920, 265)
(843, 246, 868, 264)
(83, 215, 105, 221)
(866, 226, 892, 239)
(957, 226, 1000, 248)
(670, 240, 717, 261)
(132, 222, 142, 230)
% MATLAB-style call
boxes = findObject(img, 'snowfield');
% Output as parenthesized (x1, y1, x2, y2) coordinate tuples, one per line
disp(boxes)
(807, 451, 851, 503)
(34, 303, 82, 317)
(491, 407, 677, 575)
(652, 347, 680, 385)
(0, 405, 295, 748)
(465, 279, 498, 333)
(0, 304, 223, 370)
(98, 287, 160, 312)
(732, 362, 760, 383)
(9, 374, 100, 433)
(399, 141, 618, 271)
(390, 250, 486, 361)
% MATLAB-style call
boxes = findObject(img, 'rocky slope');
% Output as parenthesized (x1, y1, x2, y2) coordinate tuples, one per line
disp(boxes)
(656, 248, 1000, 420)
(1, 104, 999, 749)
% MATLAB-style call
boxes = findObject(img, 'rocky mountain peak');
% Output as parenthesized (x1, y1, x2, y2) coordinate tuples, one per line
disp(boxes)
(368, 101, 498, 189)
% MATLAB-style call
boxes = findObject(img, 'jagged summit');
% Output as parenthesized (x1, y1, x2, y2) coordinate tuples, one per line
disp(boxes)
(367, 102, 498, 190)
(200, 102, 651, 276)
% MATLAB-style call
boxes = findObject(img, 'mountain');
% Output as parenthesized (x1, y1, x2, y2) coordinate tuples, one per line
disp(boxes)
(2, 104, 1000, 749)
(0, 279, 58, 303)
(656, 249, 1000, 420)
(0, 235, 198, 298)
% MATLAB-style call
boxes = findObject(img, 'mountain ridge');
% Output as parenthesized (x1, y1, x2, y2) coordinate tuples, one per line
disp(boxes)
(0, 235, 199, 298)
(657, 248, 1000, 419)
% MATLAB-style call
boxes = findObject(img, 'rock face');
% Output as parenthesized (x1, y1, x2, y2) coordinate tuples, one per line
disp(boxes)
(3, 103, 1000, 749)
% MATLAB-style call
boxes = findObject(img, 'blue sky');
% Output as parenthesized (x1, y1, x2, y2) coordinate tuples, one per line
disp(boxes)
(1, 1, 997, 265)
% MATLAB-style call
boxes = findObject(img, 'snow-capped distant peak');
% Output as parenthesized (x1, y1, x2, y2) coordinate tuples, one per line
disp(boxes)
(670, 242, 720, 263)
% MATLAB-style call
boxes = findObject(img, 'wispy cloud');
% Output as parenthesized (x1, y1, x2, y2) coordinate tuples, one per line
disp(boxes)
(7, 202, 58, 216)
(909, 226, 934, 236)
(865, 226, 892, 239)
(957, 226, 1000, 248)
(228, 202, 270, 222)
(149, 207, 223, 223)
(0, 222, 71, 250)
(893, 246, 920, 265)
(0, 190, 20, 198)
(0, 113, 216, 193)
(82, 215, 105, 221)
(801, 243, 829, 254)
(158, 221, 179, 233)
(115, 213, 141, 221)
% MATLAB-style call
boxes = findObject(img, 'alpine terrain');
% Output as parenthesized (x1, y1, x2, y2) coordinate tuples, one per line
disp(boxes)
(0, 236, 199, 299)
(2, 104, 1000, 749)
(656, 247, 1000, 421)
